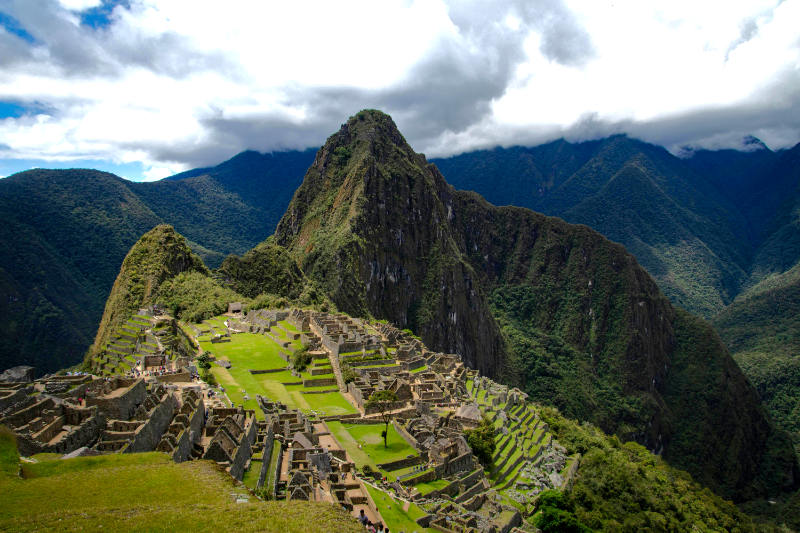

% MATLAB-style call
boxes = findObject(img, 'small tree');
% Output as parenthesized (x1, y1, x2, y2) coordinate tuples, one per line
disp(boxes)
(365, 389, 398, 448)
(464, 416, 496, 469)
(196, 352, 212, 372)
(291, 347, 313, 372)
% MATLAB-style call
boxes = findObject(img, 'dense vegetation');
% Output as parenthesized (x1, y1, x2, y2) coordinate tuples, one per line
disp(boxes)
(434, 138, 800, 470)
(464, 416, 496, 468)
(0, 151, 314, 373)
(86, 225, 208, 362)
(539, 406, 786, 532)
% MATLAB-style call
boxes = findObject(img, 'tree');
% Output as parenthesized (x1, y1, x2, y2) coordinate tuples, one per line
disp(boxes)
(196, 352, 212, 372)
(365, 389, 398, 448)
(291, 347, 313, 372)
(464, 416, 496, 469)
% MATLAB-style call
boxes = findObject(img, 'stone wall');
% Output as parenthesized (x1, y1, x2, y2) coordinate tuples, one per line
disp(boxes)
(377, 454, 424, 471)
(170, 398, 205, 463)
(155, 372, 192, 383)
(124, 394, 177, 454)
(256, 427, 275, 489)
(88, 379, 146, 420)
(228, 417, 258, 481)
(0, 387, 31, 411)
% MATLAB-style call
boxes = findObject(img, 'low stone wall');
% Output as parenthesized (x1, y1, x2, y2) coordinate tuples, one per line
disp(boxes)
(377, 454, 424, 471)
(301, 388, 339, 395)
(249, 368, 287, 375)
(394, 421, 423, 452)
(228, 418, 258, 481)
(302, 377, 337, 387)
(124, 394, 177, 454)
(0, 387, 31, 411)
(155, 372, 192, 383)
(256, 428, 275, 489)
(348, 358, 395, 368)
(455, 479, 486, 504)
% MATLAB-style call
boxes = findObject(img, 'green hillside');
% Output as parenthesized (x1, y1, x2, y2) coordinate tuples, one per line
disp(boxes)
(0, 427, 361, 532)
(714, 263, 800, 456)
(0, 150, 314, 373)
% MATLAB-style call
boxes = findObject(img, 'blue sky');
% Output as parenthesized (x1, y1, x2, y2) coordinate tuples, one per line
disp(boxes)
(1, 0, 799, 182)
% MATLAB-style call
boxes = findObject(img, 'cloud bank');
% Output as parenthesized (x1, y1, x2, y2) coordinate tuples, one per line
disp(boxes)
(0, 0, 798, 180)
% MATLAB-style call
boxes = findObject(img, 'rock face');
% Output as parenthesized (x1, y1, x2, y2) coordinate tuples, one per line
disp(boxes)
(274, 110, 799, 500)
(0, 365, 35, 383)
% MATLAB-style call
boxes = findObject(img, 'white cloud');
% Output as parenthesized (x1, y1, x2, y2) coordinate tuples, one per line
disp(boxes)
(0, 0, 797, 179)
(57, 0, 102, 11)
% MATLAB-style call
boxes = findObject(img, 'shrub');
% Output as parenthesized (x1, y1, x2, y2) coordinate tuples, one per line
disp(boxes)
(291, 347, 313, 372)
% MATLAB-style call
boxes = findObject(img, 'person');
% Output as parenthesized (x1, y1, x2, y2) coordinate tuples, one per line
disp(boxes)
(359, 509, 368, 526)
(375, 523, 384, 533)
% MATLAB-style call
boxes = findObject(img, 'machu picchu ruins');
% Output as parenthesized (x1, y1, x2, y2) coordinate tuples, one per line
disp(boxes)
(1, 306, 579, 532)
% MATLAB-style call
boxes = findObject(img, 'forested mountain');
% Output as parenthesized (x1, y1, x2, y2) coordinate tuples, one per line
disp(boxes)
(0, 150, 314, 373)
(434, 138, 800, 451)
(270, 110, 798, 501)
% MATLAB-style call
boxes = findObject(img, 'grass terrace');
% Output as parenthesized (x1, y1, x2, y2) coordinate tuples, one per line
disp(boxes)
(325, 421, 418, 481)
(195, 316, 357, 418)
(363, 483, 434, 533)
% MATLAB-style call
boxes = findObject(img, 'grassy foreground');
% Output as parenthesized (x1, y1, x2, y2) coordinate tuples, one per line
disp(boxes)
(0, 427, 361, 533)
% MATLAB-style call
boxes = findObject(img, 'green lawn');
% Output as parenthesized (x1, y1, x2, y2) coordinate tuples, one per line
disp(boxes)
(295, 392, 358, 416)
(363, 483, 433, 533)
(0, 429, 361, 533)
(413, 477, 449, 495)
(198, 318, 354, 416)
(326, 422, 418, 480)
(242, 459, 261, 489)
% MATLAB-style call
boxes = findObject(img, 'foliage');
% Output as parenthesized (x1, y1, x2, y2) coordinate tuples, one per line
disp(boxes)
(464, 416, 496, 469)
(86, 225, 208, 365)
(533, 490, 591, 533)
(713, 262, 800, 448)
(219, 241, 307, 299)
(201, 370, 217, 387)
(340, 362, 357, 384)
(291, 347, 313, 372)
(540, 406, 773, 532)
(365, 390, 399, 448)
(196, 353, 212, 371)
(158, 271, 245, 323)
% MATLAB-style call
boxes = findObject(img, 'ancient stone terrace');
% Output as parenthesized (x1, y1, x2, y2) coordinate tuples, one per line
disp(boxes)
(0, 394, 102, 456)
(202, 405, 258, 480)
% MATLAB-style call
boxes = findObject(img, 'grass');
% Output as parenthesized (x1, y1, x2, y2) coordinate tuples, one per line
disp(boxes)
(326, 422, 417, 481)
(199, 317, 355, 417)
(363, 483, 433, 533)
(413, 478, 449, 495)
(264, 439, 281, 494)
(0, 435, 362, 533)
(242, 459, 261, 489)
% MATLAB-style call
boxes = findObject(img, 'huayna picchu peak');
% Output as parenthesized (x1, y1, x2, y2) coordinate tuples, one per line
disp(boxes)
(2, 110, 799, 532)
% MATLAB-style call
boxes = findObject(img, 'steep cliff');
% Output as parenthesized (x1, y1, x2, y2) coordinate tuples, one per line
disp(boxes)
(274, 110, 798, 500)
